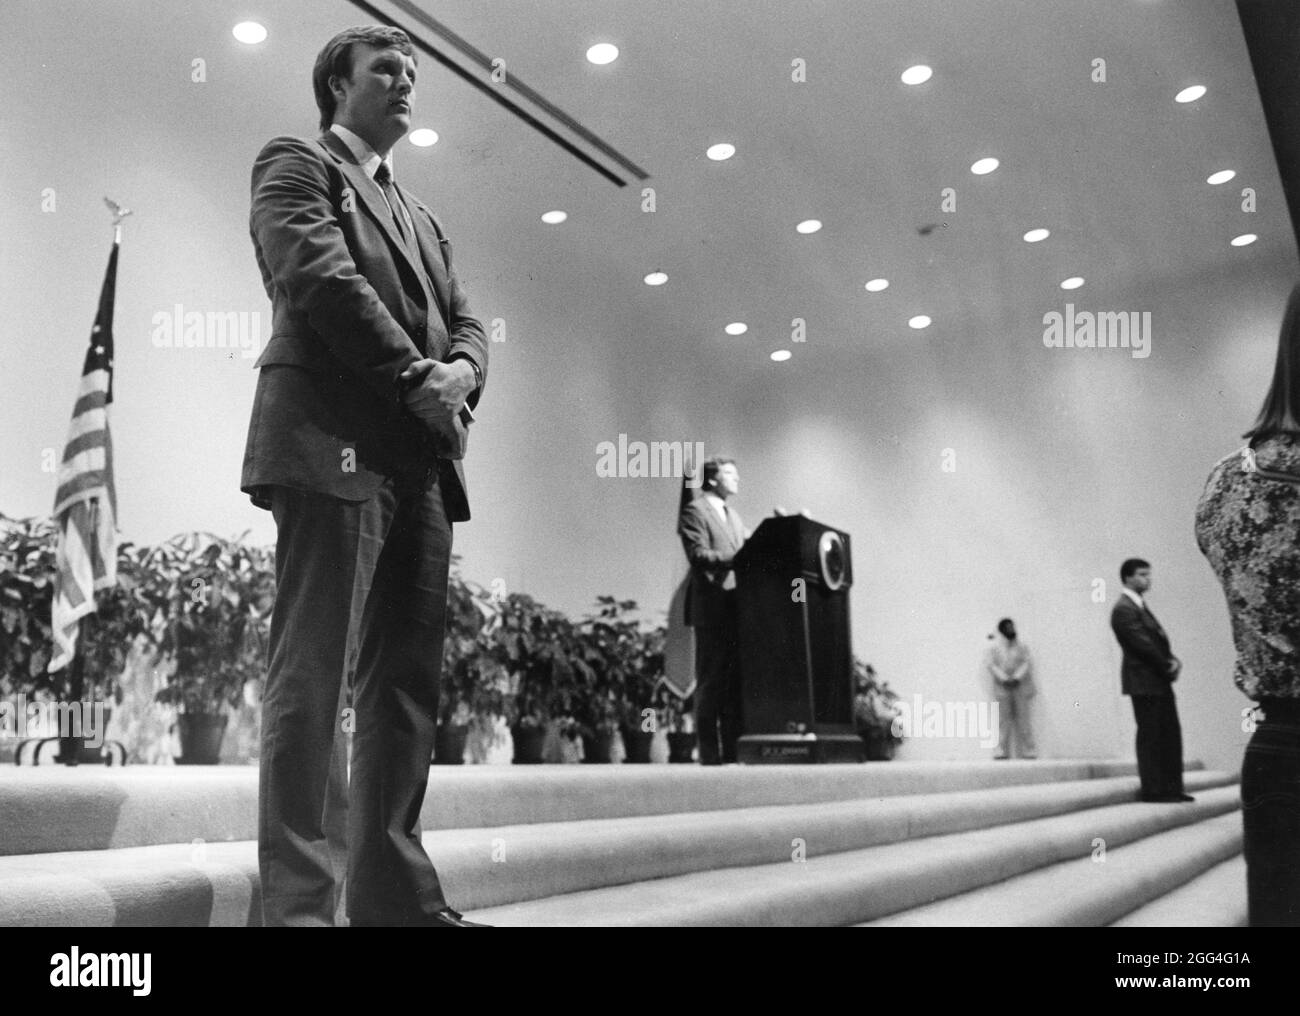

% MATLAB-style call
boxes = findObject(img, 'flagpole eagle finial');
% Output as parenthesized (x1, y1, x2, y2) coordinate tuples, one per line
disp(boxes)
(103, 197, 133, 225)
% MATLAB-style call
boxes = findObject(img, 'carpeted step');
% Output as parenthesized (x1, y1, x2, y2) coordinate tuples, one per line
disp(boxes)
(1110, 854, 1248, 927)
(864, 811, 1242, 926)
(0, 758, 1197, 856)
(0, 771, 1237, 926)
(464, 785, 1241, 926)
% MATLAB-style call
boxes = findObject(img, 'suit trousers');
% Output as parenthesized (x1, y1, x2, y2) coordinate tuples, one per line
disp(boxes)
(1130, 691, 1185, 798)
(993, 682, 1036, 758)
(692, 597, 741, 765)
(1241, 701, 1300, 926)
(259, 477, 452, 926)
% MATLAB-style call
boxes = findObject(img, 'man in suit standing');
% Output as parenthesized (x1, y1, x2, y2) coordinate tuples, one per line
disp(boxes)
(678, 457, 749, 764)
(1109, 558, 1193, 803)
(241, 25, 489, 926)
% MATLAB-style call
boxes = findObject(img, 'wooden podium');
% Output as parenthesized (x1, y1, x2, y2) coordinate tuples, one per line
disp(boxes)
(733, 515, 864, 764)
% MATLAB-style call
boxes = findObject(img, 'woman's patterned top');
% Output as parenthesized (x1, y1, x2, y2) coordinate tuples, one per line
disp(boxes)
(1195, 433, 1300, 700)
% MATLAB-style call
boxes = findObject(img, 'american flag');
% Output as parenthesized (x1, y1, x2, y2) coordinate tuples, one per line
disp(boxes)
(49, 239, 120, 673)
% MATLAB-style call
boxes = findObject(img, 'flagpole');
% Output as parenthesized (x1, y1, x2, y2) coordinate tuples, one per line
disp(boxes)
(103, 196, 132, 244)
(49, 201, 128, 764)
(57, 618, 87, 765)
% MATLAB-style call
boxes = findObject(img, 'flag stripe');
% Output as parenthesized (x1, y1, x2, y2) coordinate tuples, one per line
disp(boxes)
(64, 407, 106, 441)
(61, 430, 107, 463)
(50, 241, 119, 674)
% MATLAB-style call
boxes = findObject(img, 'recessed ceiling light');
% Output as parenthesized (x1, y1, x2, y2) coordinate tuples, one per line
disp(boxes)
(644, 271, 668, 286)
(706, 143, 736, 161)
(901, 65, 933, 85)
(908, 315, 931, 330)
(865, 278, 889, 292)
(796, 219, 822, 234)
(1175, 85, 1207, 104)
(408, 128, 439, 147)
(1060, 277, 1085, 290)
(970, 157, 999, 175)
(587, 43, 619, 65)
(232, 21, 267, 44)
(1206, 169, 1235, 185)
(1023, 228, 1050, 243)
(1231, 233, 1257, 247)
(541, 210, 567, 225)
(725, 322, 747, 335)
(770, 349, 792, 362)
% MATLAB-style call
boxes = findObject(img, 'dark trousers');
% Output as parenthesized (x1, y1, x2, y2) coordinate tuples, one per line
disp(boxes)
(1130, 692, 1185, 798)
(259, 478, 452, 926)
(693, 603, 741, 764)
(1242, 700, 1300, 927)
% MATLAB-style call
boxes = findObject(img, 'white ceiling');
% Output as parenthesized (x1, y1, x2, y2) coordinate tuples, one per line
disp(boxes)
(17, 0, 1293, 369)
(293, 0, 1295, 361)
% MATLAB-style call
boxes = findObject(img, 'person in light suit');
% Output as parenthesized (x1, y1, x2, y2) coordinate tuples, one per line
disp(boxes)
(241, 25, 488, 927)
(1109, 558, 1192, 803)
(983, 618, 1036, 759)
(678, 457, 749, 764)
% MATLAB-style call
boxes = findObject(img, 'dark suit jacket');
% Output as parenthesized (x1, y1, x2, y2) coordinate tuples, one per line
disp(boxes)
(678, 496, 746, 628)
(1110, 594, 1176, 696)
(241, 131, 488, 521)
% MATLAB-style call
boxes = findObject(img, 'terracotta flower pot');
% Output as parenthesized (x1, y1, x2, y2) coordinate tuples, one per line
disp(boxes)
(862, 727, 897, 761)
(621, 726, 654, 764)
(176, 713, 228, 765)
(667, 731, 697, 764)
(510, 724, 547, 764)
(581, 730, 615, 763)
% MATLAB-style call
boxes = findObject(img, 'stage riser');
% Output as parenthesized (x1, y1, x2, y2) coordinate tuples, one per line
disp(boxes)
(1111, 855, 1248, 927)
(0, 759, 1182, 856)
(0, 765, 1243, 927)
(470, 786, 1242, 927)
(866, 813, 1243, 927)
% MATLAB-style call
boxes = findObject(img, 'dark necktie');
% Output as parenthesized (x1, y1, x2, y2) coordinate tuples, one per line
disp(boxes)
(373, 162, 413, 246)
(724, 505, 742, 546)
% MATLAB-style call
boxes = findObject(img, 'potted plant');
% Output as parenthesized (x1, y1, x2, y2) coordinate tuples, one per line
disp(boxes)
(0, 515, 152, 763)
(436, 568, 500, 764)
(485, 592, 579, 764)
(576, 598, 665, 764)
(149, 533, 274, 764)
(852, 659, 903, 761)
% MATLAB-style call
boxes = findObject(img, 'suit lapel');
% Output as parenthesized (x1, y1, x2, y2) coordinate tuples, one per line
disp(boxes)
(400, 190, 451, 329)
(707, 501, 738, 556)
(316, 133, 427, 294)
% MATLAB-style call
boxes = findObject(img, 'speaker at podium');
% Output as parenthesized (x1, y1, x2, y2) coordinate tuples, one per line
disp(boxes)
(733, 514, 864, 763)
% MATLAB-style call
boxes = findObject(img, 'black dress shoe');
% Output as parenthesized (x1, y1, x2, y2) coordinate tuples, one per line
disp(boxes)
(1139, 793, 1195, 803)
(425, 907, 490, 928)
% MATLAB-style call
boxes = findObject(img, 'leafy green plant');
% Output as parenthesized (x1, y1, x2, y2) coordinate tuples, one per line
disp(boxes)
(852, 659, 903, 746)
(439, 563, 508, 726)
(146, 532, 275, 715)
(0, 513, 153, 704)
(573, 597, 666, 735)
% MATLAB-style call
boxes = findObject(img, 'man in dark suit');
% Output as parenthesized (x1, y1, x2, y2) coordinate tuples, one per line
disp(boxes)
(1109, 558, 1193, 803)
(241, 25, 488, 926)
(678, 457, 749, 764)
